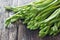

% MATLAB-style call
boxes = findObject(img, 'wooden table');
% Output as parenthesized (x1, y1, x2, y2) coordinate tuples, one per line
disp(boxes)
(0, 0, 60, 40)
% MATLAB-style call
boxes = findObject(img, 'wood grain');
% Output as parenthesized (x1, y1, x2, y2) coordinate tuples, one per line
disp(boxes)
(0, 0, 18, 40)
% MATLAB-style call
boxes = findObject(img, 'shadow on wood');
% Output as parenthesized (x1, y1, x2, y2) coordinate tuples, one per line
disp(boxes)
(18, 20, 60, 40)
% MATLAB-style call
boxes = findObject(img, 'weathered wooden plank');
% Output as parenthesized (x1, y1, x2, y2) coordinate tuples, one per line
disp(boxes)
(0, 30, 2, 40)
(18, 0, 34, 6)
(8, 0, 18, 40)
(0, 0, 18, 40)
(0, 0, 9, 40)
(18, 21, 28, 40)
(8, 24, 17, 40)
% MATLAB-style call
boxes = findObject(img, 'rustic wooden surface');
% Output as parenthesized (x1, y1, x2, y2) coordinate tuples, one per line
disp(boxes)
(0, 0, 60, 40)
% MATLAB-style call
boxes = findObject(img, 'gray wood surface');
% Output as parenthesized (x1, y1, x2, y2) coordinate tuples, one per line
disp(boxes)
(0, 0, 18, 40)
(0, 0, 60, 40)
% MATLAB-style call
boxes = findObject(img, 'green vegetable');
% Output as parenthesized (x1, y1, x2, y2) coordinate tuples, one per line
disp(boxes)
(23, 0, 57, 24)
(39, 26, 50, 38)
(5, 0, 60, 38)
(49, 22, 60, 36)
(39, 8, 60, 29)
(5, 11, 24, 27)
(27, 5, 60, 30)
